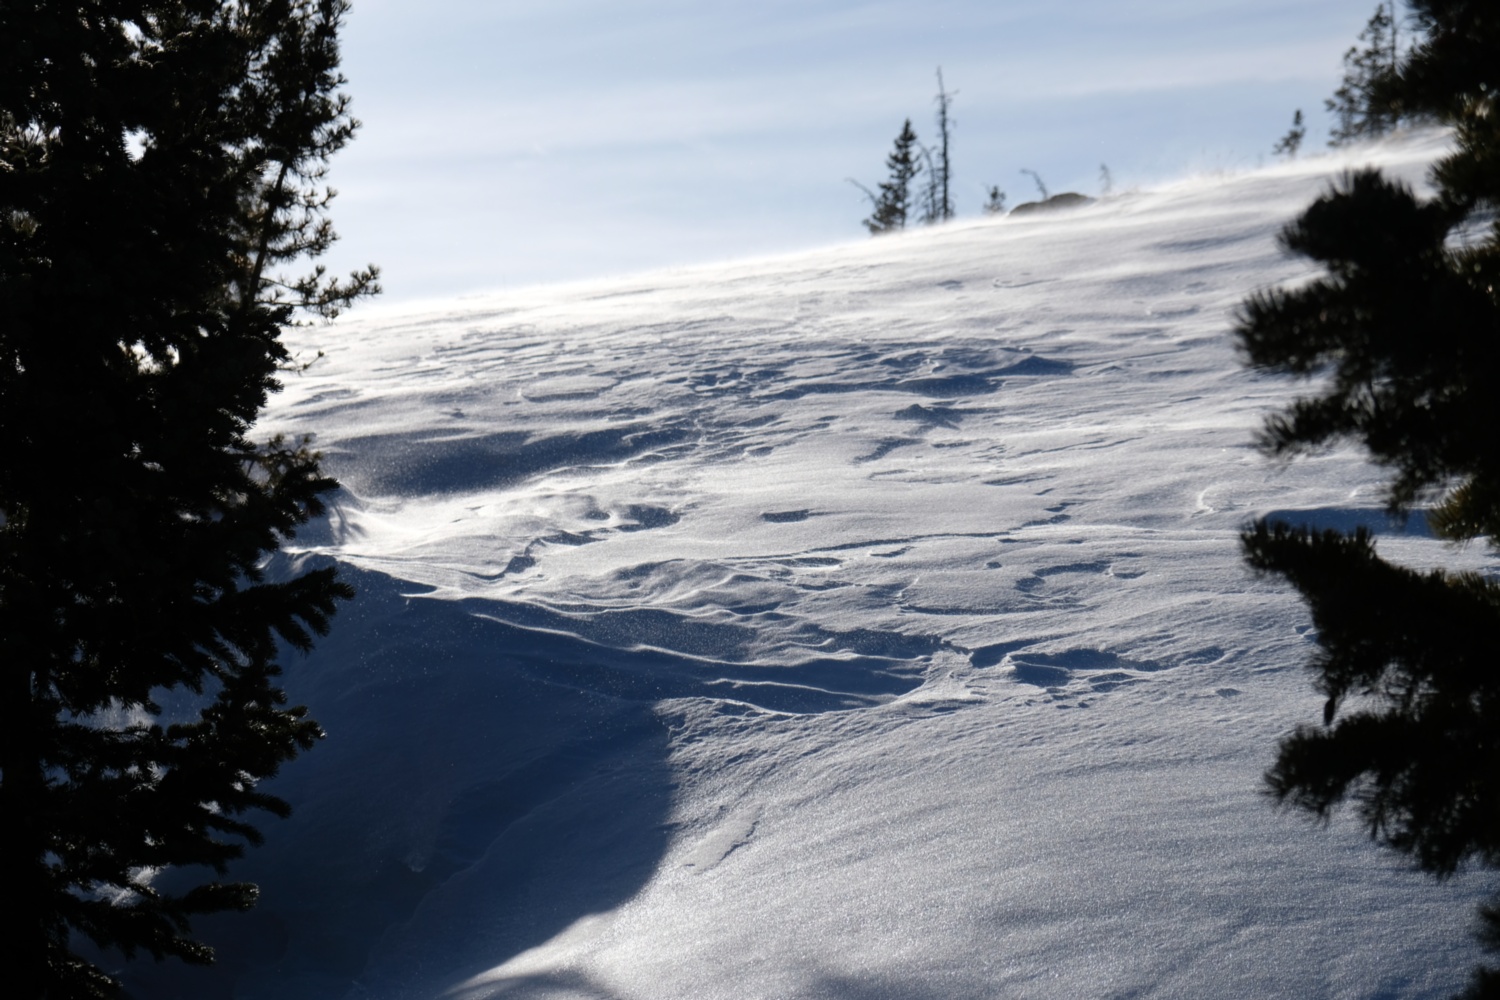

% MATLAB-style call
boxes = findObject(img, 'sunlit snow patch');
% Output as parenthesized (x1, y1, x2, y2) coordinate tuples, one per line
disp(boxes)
(123, 129, 1497, 1000)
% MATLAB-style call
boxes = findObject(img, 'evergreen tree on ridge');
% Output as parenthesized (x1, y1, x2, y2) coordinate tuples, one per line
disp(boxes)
(864, 119, 921, 235)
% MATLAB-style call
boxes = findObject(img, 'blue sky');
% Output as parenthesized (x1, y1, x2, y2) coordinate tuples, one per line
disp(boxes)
(320, 1, 1390, 302)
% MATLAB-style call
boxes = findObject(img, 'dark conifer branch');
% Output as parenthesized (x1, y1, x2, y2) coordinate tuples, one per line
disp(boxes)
(1237, 3, 1500, 994)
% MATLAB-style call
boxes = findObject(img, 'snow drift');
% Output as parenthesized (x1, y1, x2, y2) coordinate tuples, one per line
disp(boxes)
(120, 130, 1494, 1000)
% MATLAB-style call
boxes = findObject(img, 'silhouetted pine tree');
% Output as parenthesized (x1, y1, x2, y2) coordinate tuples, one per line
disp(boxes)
(864, 119, 921, 234)
(1326, 2, 1402, 145)
(1237, 3, 1500, 995)
(1273, 109, 1306, 158)
(983, 186, 1007, 215)
(0, 2, 376, 996)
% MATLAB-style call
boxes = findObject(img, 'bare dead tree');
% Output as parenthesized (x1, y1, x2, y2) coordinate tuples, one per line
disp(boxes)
(1020, 168, 1048, 201)
(916, 143, 941, 224)
(933, 68, 956, 221)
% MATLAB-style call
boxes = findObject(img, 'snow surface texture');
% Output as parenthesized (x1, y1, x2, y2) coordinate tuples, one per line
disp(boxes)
(125, 130, 1495, 1000)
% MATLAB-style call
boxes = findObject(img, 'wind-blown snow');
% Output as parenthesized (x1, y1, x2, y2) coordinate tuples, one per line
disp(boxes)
(124, 130, 1494, 1000)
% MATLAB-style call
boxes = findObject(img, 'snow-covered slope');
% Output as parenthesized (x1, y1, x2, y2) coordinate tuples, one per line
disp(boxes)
(125, 130, 1494, 1000)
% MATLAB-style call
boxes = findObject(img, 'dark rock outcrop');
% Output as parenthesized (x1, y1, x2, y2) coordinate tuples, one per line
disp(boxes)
(1009, 192, 1094, 217)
